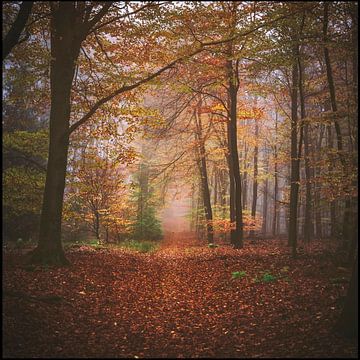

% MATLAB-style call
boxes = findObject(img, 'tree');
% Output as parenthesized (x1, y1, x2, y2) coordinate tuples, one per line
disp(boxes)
(335, 256, 358, 339)
(131, 161, 162, 241)
(2, 1, 33, 61)
(194, 97, 214, 244)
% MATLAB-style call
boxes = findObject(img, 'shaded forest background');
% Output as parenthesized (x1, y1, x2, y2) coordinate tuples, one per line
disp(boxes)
(3, 1, 357, 258)
(2, 1, 358, 351)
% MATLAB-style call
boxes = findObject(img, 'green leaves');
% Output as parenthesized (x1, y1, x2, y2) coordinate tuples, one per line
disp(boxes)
(3, 130, 49, 160)
(231, 271, 247, 279)
(262, 272, 277, 283)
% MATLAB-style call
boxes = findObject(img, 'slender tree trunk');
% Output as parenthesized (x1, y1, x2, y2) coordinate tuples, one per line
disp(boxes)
(327, 124, 337, 238)
(94, 210, 100, 241)
(262, 160, 268, 235)
(219, 168, 227, 240)
(227, 58, 243, 249)
(250, 121, 259, 237)
(314, 126, 324, 239)
(226, 150, 236, 244)
(195, 99, 214, 244)
(298, 51, 313, 243)
(288, 40, 301, 258)
(213, 168, 218, 206)
(242, 141, 248, 210)
(273, 112, 279, 237)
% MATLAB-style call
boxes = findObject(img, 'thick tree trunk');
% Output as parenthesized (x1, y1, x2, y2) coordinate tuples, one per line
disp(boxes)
(323, 2, 352, 246)
(28, 3, 82, 265)
(250, 121, 259, 237)
(335, 255, 358, 338)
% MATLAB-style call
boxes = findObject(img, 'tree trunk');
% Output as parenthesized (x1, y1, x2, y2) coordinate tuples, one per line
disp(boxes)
(273, 112, 279, 237)
(94, 211, 100, 241)
(323, 2, 352, 246)
(213, 168, 218, 206)
(195, 99, 214, 244)
(335, 255, 358, 338)
(227, 57, 243, 249)
(2, 1, 33, 61)
(314, 124, 324, 238)
(226, 150, 236, 244)
(242, 140, 248, 210)
(28, 4, 81, 265)
(250, 120, 259, 237)
(262, 161, 268, 236)
(326, 125, 337, 238)
(288, 40, 301, 258)
(298, 50, 313, 243)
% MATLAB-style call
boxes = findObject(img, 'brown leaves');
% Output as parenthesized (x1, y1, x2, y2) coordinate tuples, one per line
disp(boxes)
(2, 237, 357, 358)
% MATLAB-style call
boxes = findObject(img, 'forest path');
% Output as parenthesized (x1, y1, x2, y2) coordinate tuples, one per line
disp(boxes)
(3, 239, 357, 358)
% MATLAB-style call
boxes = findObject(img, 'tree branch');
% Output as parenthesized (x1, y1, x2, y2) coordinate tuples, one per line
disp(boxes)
(3, 1, 33, 61)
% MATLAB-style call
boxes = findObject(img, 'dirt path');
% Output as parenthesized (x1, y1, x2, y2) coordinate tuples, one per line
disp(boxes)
(3, 237, 357, 358)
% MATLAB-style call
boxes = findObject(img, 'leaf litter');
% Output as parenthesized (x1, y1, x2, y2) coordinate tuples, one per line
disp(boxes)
(3, 235, 357, 358)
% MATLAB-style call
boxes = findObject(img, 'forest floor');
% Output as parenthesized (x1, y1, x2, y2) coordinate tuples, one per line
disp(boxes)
(3, 233, 358, 358)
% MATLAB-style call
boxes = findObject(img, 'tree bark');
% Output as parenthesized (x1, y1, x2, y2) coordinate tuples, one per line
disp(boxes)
(288, 40, 301, 258)
(298, 47, 313, 243)
(262, 159, 268, 236)
(272, 112, 279, 237)
(227, 56, 244, 249)
(335, 255, 358, 338)
(323, 2, 352, 246)
(313, 126, 324, 238)
(242, 139, 248, 210)
(195, 99, 214, 244)
(250, 120, 259, 237)
(29, 3, 83, 265)
(2, 1, 33, 61)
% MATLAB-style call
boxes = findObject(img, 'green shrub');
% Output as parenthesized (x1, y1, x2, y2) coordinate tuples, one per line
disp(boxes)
(262, 272, 277, 283)
(232, 271, 247, 279)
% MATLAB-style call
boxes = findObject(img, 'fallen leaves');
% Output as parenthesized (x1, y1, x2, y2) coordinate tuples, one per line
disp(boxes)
(2, 236, 357, 358)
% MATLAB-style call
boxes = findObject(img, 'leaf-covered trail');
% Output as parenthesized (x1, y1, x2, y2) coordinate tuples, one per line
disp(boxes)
(3, 235, 358, 358)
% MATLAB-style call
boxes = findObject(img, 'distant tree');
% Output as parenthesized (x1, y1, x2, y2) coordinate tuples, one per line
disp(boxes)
(131, 162, 162, 241)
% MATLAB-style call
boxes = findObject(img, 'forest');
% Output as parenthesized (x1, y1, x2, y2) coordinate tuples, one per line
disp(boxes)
(2, 1, 358, 358)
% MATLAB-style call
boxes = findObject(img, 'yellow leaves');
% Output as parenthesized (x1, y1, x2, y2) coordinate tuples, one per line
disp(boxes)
(211, 104, 226, 112)
(237, 107, 264, 121)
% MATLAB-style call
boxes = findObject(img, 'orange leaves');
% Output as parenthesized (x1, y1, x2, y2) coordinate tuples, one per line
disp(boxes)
(237, 106, 264, 121)
(3, 238, 357, 358)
